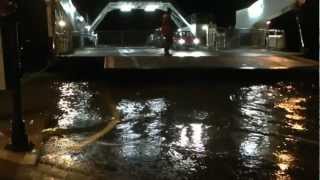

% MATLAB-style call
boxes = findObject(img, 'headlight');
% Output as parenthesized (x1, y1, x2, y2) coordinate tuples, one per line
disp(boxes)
(178, 39, 185, 45)
(193, 38, 200, 45)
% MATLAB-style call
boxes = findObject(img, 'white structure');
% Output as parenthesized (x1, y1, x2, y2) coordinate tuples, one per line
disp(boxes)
(53, 0, 97, 53)
(236, 0, 296, 29)
(56, 0, 92, 32)
(89, 1, 193, 34)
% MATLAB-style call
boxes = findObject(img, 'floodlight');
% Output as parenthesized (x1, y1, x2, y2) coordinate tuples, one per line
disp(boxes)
(120, 4, 135, 12)
(145, 4, 159, 12)
(202, 25, 208, 31)
(248, 0, 264, 18)
(85, 25, 90, 30)
(58, 20, 66, 27)
(77, 16, 84, 22)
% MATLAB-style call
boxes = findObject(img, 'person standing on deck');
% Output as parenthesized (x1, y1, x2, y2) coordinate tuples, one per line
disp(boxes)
(161, 9, 174, 56)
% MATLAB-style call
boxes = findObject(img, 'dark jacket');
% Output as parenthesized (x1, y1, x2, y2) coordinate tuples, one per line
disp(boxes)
(161, 13, 173, 37)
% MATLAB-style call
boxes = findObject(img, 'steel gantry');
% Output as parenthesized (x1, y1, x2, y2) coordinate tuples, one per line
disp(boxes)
(88, 1, 194, 34)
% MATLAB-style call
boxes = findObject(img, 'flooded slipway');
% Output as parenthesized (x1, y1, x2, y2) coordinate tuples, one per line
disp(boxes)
(32, 75, 318, 180)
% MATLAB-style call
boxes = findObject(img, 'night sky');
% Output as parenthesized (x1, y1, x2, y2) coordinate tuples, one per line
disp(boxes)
(72, 0, 257, 29)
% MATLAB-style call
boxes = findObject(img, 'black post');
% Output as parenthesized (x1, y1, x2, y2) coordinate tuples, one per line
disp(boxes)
(1, 0, 33, 152)
(9, 23, 33, 152)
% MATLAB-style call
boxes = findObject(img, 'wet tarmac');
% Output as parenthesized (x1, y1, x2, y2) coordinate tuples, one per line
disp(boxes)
(0, 70, 319, 179)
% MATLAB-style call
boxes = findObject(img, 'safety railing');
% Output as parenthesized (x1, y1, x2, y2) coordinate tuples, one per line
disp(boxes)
(55, 28, 286, 54)
(207, 27, 286, 50)
(55, 31, 97, 54)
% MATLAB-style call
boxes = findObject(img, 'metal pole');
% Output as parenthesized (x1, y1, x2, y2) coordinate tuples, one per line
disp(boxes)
(2, 1, 33, 152)
(10, 22, 33, 152)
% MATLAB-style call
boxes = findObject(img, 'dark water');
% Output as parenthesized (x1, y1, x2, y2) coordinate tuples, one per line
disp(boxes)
(37, 78, 318, 180)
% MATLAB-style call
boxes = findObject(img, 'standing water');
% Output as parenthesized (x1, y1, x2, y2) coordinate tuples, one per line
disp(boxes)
(34, 77, 318, 180)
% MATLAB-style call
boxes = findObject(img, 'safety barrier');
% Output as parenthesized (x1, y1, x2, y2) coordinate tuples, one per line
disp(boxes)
(63, 28, 286, 51)
(207, 27, 286, 50)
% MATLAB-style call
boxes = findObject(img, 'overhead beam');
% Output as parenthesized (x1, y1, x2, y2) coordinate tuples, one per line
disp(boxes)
(89, 1, 193, 34)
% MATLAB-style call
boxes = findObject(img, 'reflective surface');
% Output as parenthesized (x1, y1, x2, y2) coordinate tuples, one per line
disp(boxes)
(38, 80, 318, 179)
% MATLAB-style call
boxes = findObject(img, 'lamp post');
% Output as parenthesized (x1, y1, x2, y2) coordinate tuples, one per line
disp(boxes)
(1, 0, 33, 152)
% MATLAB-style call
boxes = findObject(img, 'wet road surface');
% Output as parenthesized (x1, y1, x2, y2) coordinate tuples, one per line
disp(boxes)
(2, 71, 315, 179)
(60, 47, 318, 72)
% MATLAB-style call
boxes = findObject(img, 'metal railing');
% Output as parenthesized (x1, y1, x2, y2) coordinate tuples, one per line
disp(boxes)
(207, 27, 286, 50)
(55, 28, 286, 54)
(55, 31, 97, 54)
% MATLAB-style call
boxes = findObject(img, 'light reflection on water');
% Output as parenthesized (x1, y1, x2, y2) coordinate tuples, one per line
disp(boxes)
(115, 98, 209, 173)
(240, 134, 269, 158)
(275, 97, 307, 132)
(116, 98, 167, 159)
(55, 82, 102, 129)
(41, 81, 317, 179)
(239, 85, 272, 134)
(176, 123, 207, 153)
(275, 98, 306, 114)
(237, 84, 309, 171)
(274, 151, 295, 180)
(239, 84, 309, 133)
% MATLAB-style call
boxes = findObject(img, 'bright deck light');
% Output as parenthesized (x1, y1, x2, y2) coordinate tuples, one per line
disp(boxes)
(248, 0, 264, 18)
(120, 4, 135, 12)
(77, 16, 84, 22)
(85, 25, 90, 30)
(145, 4, 159, 12)
(58, 20, 66, 27)
(202, 25, 208, 31)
